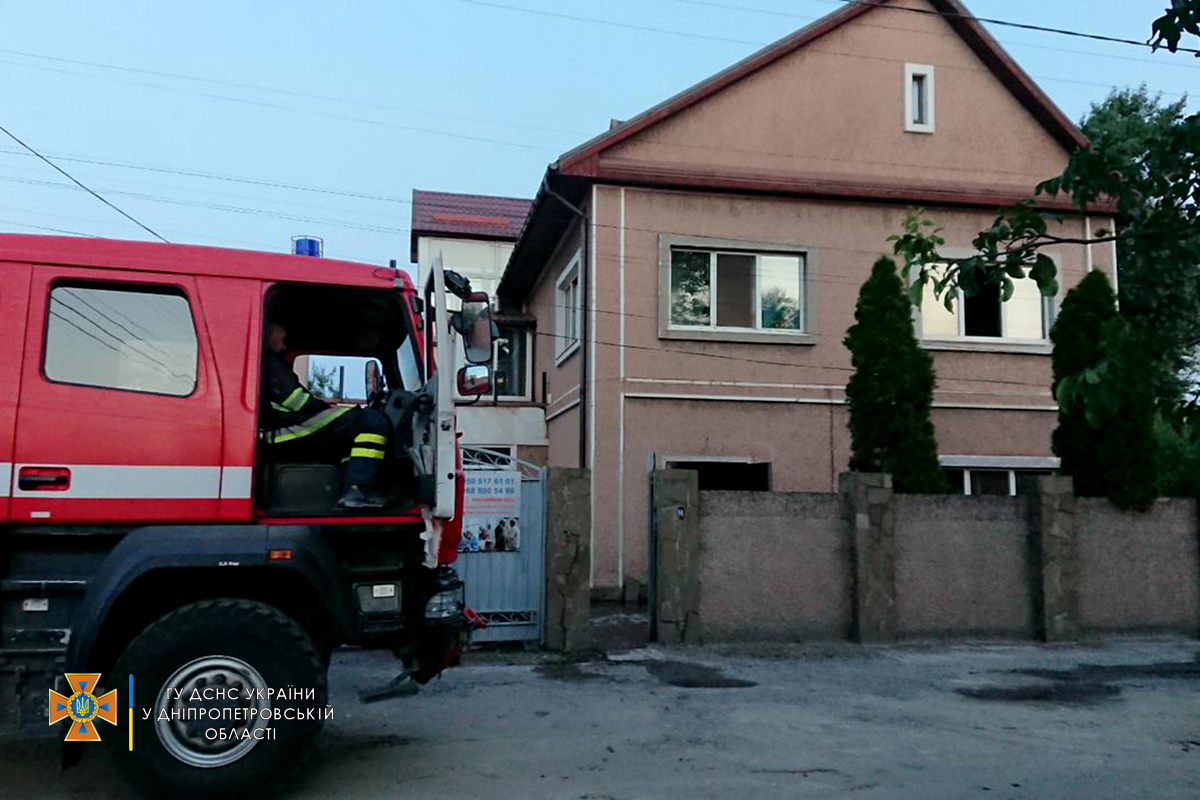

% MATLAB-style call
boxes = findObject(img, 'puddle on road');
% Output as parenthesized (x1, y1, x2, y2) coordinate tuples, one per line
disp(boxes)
(956, 654, 1200, 705)
(534, 658, 756, 688)
(956, 681, 1120, 704)
(645, 661, 756, 689)
(535, 662, 610, 682)
(1015, 657, 1200, 683)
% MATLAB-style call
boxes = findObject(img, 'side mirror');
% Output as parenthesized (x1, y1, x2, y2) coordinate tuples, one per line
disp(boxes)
(364, 359, 381, 398)
(453, 292, 494, 365)
(457, 365, 491, 396)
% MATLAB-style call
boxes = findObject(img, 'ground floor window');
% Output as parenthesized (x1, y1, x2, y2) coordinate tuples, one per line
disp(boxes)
(943, 467, 1053, 497)
(666, 460, 771, 491)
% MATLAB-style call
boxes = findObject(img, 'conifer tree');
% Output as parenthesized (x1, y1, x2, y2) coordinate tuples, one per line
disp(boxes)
(845, 257, 948, 494)
(1052, 270, 1159, 508)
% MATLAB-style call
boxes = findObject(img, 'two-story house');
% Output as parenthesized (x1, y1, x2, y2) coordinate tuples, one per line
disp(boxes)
(496, 0, 1116, 596)
(411, 189, 545, 465)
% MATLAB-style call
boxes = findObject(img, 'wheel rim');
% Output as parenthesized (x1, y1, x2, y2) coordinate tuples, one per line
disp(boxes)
(154, 655, 271, 768)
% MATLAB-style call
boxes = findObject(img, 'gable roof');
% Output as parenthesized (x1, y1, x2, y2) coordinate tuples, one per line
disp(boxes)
(410, 189, 533, 262)
(556, 0, 1085, 176)
(498, 0, 1091, 304)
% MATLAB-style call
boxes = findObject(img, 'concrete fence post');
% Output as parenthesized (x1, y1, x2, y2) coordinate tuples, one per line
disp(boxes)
(1030, 475, 1080, 642)
(544, 467, 591, 651)
(839, 472, 898, 643)
(652, 469, 702, 645)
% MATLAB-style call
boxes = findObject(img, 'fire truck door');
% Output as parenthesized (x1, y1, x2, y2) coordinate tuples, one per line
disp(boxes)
(10, 266, 222, 524)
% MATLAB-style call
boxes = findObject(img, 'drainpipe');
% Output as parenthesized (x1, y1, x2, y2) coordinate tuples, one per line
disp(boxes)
(543, 176, 589, 470)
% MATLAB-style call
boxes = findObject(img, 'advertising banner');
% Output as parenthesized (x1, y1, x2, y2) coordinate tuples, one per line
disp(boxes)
(459, 470, 521, 552)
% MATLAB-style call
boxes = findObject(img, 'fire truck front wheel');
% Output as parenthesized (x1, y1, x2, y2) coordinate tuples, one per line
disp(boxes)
(105, 598, 328, 799)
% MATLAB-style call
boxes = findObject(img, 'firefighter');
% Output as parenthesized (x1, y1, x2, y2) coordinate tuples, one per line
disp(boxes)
(262, 322, 391, 508)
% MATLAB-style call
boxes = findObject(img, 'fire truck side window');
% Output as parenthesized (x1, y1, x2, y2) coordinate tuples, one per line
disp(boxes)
(44, 284, 198, 397)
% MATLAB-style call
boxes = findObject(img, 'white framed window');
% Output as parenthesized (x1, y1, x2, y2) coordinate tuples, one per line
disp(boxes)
(669, 248, 806, 333)
(905, 63, 935, 134)
(555, 253, 581, 364)
(940, 456, 1059, 497)
(919, 274, 1056, 343)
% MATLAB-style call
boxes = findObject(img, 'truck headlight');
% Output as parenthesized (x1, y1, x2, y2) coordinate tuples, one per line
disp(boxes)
(424, 589, 461, 620)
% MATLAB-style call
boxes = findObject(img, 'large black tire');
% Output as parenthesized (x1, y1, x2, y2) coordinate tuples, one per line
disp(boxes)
(104, 599, 328, 799)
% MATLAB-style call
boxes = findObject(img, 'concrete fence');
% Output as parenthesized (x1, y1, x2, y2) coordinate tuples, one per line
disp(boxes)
(544, 467, 591, 651)
(652, 470, 1200, 645)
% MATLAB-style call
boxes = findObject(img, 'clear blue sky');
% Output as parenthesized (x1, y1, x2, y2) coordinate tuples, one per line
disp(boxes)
(3, 1, 1196, 266)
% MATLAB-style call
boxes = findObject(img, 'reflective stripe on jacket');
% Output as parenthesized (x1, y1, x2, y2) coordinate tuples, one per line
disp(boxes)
(267, 406, 353, 444)
(262, 351, 330, 431)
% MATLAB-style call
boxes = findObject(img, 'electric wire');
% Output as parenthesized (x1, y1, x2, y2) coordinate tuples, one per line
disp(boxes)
(672, 0, 1200, 70)
(462, 0, 1200, 56)
(0, 121, 169, 243)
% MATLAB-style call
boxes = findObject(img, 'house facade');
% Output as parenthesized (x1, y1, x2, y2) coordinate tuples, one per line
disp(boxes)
(410, 190, 546, 465)
(497, 0, 1116, 594)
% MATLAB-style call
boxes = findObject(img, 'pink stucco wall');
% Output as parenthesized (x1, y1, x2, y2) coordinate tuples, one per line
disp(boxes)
(605, 0, 1070, 197)
(582, 186, 1112, 589)
(517, 0, 1116, 590)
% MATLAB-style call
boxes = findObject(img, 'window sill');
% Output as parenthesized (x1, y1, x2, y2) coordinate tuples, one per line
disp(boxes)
(660, 327, 816, 346)
(921, 338, 1051, 355)
(555, 340, 581, 366)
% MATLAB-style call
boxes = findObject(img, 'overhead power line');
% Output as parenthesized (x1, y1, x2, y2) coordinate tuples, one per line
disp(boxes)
(0, 147, 411, 203)
(674, 0, 1200, 70)
(0, 217, 98, 238)
(0, 173, 412, 236)
(0, 57, 555, 153)
(461, 0, 1200, 56)
(0, 47, 589, 137)
(831, 0, 1200, 56)
(0, 121, 168, 243)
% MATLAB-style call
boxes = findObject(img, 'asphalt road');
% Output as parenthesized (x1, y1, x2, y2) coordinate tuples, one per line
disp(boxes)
(5, 638, 1199, 799)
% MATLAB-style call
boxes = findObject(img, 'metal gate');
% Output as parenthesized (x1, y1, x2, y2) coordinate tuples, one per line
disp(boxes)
(455, 448, 545, 643)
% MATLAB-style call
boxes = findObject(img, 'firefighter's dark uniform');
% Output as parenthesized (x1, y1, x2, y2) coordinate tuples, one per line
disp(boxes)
(262, 351, 391, 491)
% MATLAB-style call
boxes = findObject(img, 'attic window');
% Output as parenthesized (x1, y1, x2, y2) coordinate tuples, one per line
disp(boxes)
(905, 64, 935, 134)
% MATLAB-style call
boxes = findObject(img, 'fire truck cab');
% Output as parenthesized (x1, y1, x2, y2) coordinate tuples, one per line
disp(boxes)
(0, 235, 490, 797)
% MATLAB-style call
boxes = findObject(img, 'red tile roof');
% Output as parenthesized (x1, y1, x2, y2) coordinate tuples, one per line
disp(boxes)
(410, 189, 533, 262)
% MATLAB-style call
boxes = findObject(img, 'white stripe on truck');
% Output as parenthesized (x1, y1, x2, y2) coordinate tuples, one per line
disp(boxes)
(8, 464, 253, 500)
(219, 467, 254, 500)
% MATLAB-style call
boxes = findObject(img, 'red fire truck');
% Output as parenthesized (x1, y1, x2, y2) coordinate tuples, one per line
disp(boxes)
(0, 234, 492, 796)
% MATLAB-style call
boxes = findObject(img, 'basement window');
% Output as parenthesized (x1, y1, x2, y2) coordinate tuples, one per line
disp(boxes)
(943, 467, 1054, 497)
(905, 64, 935, 134)
(667, 460, 771, 491)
